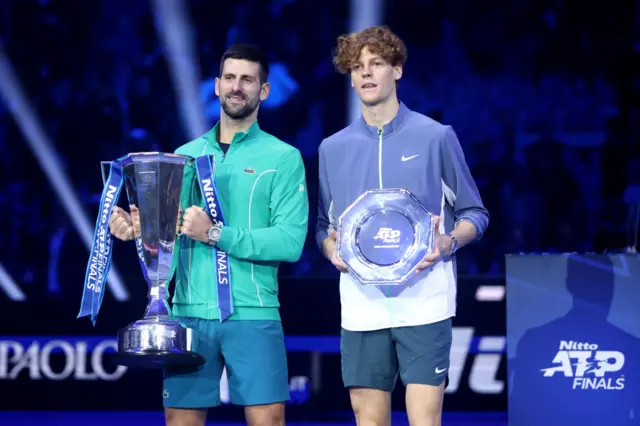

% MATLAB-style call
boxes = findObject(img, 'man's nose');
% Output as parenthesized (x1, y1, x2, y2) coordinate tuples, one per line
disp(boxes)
(230, 79, 242, 91)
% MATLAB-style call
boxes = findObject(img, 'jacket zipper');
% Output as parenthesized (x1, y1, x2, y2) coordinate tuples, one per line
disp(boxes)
(377, 126, 393, 321)
(219, 141, 235, 163)
(377, 127, 383, 189)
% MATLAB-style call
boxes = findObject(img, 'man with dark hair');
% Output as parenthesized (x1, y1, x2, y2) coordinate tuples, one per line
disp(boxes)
(110, 43, 309, 426)
(219, 43, 270, 85)
(316, 26, 489, 426)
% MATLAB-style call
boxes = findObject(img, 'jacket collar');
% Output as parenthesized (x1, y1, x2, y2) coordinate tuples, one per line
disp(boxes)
(357, 101, 410, 138)
(204, 120, 261, 145)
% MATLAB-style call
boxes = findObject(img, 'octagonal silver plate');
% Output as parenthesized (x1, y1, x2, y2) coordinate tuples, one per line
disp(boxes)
(336, 188, 436, 285)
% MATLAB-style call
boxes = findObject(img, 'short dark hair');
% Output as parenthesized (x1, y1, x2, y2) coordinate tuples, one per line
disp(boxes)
(219, 43, 269, 84)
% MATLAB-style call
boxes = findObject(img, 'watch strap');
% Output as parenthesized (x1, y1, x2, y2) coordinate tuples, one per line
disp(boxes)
(447, 234, 458, 256)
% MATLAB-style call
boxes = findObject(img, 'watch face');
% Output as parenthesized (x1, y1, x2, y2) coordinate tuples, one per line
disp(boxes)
(208, 227, 218, 240)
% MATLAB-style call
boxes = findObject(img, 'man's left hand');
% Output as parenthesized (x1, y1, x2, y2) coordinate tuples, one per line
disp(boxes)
(415, 216, 453, 273)
(181, 206, 214, 244)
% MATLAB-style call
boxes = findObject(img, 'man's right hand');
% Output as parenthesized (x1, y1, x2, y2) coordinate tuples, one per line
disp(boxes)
(328, 230, 349, 273)
(109, 206, 138, 241)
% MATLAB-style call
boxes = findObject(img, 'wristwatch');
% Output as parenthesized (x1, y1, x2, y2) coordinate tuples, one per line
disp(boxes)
(206, 223, 223, 246)
(447, 234, 458, 256)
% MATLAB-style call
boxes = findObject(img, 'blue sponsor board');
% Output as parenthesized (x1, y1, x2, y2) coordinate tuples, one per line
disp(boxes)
(506, 253, 640, 425)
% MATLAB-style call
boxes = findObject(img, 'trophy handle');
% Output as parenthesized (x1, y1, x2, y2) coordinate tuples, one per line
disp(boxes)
(100, 161, 112, 186)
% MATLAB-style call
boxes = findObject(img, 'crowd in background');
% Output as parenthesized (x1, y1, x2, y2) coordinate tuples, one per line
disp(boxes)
(1, 0, 639, 298)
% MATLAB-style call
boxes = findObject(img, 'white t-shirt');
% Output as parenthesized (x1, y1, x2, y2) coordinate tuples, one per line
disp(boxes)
(339, 257, 457, 331)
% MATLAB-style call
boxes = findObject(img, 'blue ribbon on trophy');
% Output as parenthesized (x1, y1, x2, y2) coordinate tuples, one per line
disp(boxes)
(195, 155, 233, 321)
(77, 158, 125, 325)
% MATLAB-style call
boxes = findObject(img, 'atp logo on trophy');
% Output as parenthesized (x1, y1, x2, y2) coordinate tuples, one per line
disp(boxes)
(373, 227, 402, 247)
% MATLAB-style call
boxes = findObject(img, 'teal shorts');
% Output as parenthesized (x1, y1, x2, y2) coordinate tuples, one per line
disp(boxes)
(341, 318, 452, 391)
(162, 317, 290, 408)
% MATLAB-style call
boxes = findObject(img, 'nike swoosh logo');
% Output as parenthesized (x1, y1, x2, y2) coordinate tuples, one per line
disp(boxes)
(435, 367, 447, 374)
(401, 154, 419, 162)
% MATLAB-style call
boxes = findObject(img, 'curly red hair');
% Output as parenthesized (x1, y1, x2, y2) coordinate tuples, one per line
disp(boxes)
(332, 26, 407, 74)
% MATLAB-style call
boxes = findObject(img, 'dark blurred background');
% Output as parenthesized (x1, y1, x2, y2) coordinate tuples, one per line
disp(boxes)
(0, 0, 639, 425)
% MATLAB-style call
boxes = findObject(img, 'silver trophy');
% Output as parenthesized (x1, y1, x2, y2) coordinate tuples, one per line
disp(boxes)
(337, 188, 436, 285)
(100, 152, 205, 369)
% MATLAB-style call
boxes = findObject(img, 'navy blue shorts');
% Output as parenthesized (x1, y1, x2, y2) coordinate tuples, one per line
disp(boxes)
(340, 318, 452, 391)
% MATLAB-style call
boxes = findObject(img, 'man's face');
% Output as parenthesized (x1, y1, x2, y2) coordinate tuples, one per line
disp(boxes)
(350, 47, 402, 106)
(215, 59, 269, 119)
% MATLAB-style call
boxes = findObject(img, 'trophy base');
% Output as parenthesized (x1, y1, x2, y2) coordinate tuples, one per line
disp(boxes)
(110, 350, 205, 369)
(115, 318, 205, 369)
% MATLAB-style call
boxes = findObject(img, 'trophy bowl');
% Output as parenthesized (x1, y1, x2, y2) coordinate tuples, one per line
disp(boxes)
(100, 152, 205, 369)
(337, 188, 436, 285)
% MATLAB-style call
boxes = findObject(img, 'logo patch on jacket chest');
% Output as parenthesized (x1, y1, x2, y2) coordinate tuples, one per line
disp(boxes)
(243, 167, 256, 175)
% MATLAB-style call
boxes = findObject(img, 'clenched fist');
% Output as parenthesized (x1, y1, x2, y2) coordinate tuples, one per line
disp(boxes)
(181, 206, 214, 244)
(109, 205, 141, 241)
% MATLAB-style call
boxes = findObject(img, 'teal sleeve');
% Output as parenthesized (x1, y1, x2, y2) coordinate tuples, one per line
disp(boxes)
(216, 150, 309, 262)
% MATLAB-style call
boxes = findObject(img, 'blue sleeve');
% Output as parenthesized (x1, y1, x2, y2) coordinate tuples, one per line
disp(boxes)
(440, 126, 489, 238)
(315, 142, 332, 250)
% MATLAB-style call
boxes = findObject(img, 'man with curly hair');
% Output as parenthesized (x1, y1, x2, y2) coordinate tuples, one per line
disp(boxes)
(315, 26, 489, 426)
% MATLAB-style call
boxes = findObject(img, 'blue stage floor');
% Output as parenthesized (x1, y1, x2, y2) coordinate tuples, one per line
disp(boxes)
(0, 411, 507, 426)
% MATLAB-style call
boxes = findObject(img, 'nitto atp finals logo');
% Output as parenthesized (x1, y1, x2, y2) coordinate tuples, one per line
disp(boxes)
(373, 227, 401, 248)
(541, 340, 625, 390)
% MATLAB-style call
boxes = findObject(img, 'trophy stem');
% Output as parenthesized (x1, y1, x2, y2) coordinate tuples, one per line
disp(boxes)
(143, 283, 172, 320)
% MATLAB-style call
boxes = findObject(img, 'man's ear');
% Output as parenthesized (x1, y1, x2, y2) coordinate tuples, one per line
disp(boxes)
(393, 65, 403, 82)
(260, 82, 271, 101)
(214, 77, 221, 97)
